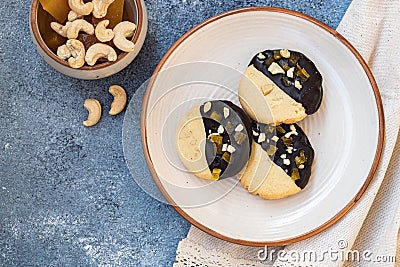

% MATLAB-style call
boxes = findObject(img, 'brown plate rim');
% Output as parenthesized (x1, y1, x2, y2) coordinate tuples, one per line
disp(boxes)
(140, 6, 385, 246)
(30, 0, 143, 71)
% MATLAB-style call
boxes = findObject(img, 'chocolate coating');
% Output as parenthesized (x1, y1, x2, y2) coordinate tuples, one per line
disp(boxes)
(250, 49, 323, 115)
(200, 100, 252, 179)
(252, 122, 314, 189)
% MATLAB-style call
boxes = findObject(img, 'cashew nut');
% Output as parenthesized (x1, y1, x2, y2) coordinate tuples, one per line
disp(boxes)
(65, 39, 86, 68)
(57, 44, 71, 60)
(67, 19, 95, 39)
(68, 10, 83, 21)
(113, 21, 136, 52)
(51, 20, 94, 39)
(68, 0, 93, 16)
(50, 22, 69, 37)
(92, 0, 115, 18)
(83, 99, 102, 127)
(95, 20, 115, 42)
(85, 43, 117, 66)
(109, 85, 127, 115)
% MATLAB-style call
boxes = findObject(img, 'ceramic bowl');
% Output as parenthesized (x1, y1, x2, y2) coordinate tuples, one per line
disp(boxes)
(30, 0, 147, 79)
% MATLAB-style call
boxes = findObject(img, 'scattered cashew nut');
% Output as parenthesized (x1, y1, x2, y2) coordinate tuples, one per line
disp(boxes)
(85, 43, 117, 66)
(109, 85, 127, 115)
(67, 19, 95, 39)
(113, 21, 136, 52)
(65, 39, 86, 68)
(68, 10, 83, 22)
(92, 0, 115, 18)
(95, 20, 115, 42)
(83, 99, 102, 127)
(68, 0, 93, 16)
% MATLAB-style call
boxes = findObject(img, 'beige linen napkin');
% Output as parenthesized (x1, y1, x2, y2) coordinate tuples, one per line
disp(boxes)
(174, 0, 400, 266)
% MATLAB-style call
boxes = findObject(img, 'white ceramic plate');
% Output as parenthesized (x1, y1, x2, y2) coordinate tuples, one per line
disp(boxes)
(141, 7, 384, 245)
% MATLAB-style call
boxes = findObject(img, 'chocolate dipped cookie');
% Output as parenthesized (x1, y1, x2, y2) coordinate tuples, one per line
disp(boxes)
(239, 49, 323, 125)
(176, 100, 252, 180)
(240, 122, 314, 199)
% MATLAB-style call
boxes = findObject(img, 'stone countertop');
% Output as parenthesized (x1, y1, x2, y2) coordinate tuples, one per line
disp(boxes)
(0, 0, 351, 266)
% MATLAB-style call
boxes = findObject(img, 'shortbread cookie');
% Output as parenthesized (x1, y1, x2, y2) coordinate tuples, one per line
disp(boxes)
(239, 49, 323, 125)
(240, 122, 314, 199)
(176, 100, 252, 180)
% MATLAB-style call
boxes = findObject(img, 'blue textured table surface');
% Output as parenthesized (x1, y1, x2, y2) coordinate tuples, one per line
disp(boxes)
(0, 0, 351, 266)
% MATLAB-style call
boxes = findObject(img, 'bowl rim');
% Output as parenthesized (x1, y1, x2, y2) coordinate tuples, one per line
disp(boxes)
(30, 0, 144, 71)
(140, 7, 385, 246)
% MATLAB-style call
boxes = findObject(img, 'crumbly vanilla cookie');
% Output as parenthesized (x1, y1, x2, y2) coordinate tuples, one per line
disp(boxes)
(176, 100, 252, 180)
(239, 49, 323, 125)
(240, 122, 314, 199)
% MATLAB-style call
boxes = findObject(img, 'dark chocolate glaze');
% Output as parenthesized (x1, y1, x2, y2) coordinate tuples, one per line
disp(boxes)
(221, 100, 253, 141)
(199, 101, 252, 179)
(250, 49, 323, 115)
(252, 122, 314, 189)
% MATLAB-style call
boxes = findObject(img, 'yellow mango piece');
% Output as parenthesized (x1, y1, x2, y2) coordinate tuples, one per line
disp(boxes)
(39, 0, 70, 23)
(37, 4, 67, 52)
(93, 0, 124, 28)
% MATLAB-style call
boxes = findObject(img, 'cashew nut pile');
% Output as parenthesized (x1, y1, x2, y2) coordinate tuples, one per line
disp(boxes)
(50, 0, 137, 68)
(83, 85, 127, 127)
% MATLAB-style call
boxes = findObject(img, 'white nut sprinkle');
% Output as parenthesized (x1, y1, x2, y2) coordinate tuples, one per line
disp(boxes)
(258, 132, 266, 143)
(283, 159, 290, 165)
(299, 164, 305, 169)
(227, 145, 236, 154)
(287, 67, 295, 78)
(284, 132, 293, 138)
(286, 147, 293, 154)
(280, 154, 286, 159)
(257, 53, 266, 60)
(271, 136, 279, 142)
(223, 107, 229, 118)
(217, 125, 224, 134)
(284, 126, 298, 138)
(203, 102, 211, 113)
(268, 62, 285, 75)
(252, 130, 259, 136)
(222, 144, 228, 152)
(280, 49, 291, 58)
(235, 124, 243, 132)
(295, 80, 303, 90)
(261, 83, 274, 96)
